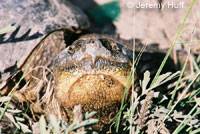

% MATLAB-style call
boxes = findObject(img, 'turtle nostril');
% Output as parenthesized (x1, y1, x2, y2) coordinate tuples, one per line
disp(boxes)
(89, 39, 100, 48)
(113, 45, 119, 51)
(68, 47, 75, 54)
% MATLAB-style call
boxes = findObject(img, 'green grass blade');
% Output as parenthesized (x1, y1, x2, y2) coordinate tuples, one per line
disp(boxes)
(167, 53, 189, 109)
(114, 67, 133, 132)
(190, 128, 200, 134)
(150, 0, 196, 87)
(172, 100, 200, 134)
(176, 40, 200, 44)
(0, 83, 19, 120)
(161, 71, 200, 129)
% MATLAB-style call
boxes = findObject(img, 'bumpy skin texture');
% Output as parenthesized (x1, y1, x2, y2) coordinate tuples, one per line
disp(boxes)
(53, 37, 140, 125)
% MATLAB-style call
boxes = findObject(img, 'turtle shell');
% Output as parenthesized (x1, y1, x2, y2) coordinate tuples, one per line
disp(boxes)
(0, 0, 90, 81)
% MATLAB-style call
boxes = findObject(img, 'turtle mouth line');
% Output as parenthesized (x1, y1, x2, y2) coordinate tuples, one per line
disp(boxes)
(56, 56, 132, 73)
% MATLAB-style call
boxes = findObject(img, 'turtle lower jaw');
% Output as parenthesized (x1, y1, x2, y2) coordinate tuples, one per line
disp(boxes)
(55, 73, 128, 125)
(56, 74, 126, 110)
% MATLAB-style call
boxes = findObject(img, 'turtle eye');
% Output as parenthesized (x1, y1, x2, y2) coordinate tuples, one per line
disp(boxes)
(89, 39, 95, 44)
(99, 38, 113, 51)
(99, 38, 121, 52)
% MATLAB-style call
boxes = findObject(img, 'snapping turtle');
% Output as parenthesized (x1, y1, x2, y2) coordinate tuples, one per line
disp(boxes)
(0, 0, 142, 130)
(52, 35, 141, 125)
(0, 0, 140, 129)
(0, 0, 89, 90)
(0, 0, 176, 132)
